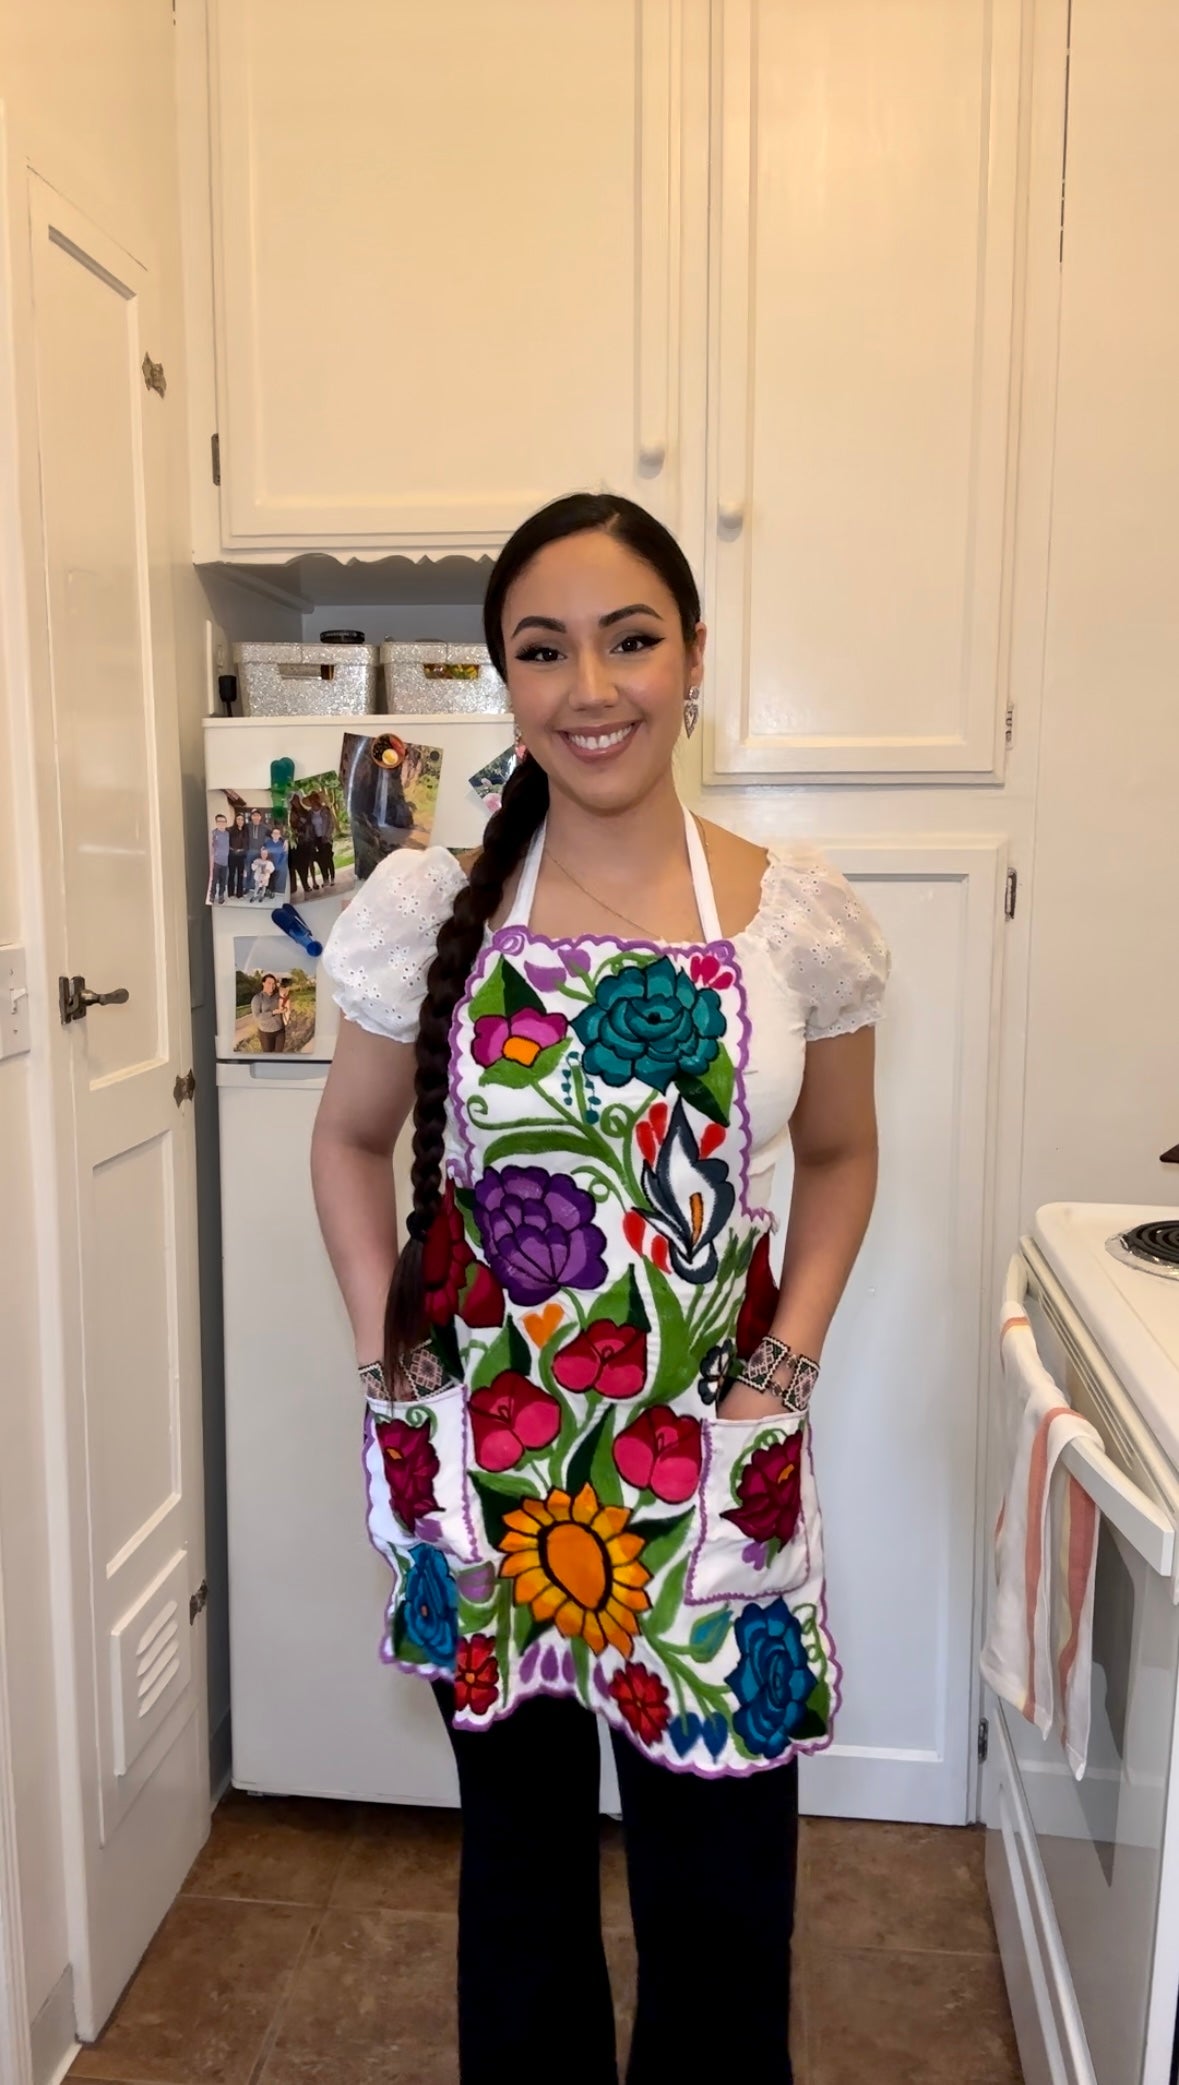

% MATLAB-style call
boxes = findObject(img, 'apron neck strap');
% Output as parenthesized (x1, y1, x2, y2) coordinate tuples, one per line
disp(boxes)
(503, 802, 724, 944)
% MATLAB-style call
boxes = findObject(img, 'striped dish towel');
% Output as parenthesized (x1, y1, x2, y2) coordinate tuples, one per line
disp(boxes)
(979, 1297, 1102, 1778)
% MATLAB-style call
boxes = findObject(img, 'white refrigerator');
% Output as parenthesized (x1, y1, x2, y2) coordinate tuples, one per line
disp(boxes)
(206, 710, 518, 1803)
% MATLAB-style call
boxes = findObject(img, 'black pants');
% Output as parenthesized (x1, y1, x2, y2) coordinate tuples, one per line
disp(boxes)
(434, 1685, 798, 2084)
(228, 853, 247, 897)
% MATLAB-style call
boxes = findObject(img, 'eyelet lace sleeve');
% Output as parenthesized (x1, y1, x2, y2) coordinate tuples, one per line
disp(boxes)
(746, 844, 891, 1042)
(320, 847, 468, 1043)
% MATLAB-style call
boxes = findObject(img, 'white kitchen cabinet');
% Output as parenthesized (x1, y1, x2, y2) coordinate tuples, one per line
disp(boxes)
(207, 0, 690, 552)
(704, 0, 1029, 783)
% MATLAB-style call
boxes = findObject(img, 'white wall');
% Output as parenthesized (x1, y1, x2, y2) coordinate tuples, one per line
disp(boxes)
(1020, 0, 1179, 1221)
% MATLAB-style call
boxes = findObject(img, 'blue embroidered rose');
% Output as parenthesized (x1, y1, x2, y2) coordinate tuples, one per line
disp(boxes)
(402, 1544, 459, 1665)
(727, 1599, 817, 1760)
(572, 955, 726, 1092)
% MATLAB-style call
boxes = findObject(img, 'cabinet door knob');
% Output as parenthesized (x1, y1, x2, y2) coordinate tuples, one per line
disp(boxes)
(638, 438, 666, 472)
(718, 500, 745, 534)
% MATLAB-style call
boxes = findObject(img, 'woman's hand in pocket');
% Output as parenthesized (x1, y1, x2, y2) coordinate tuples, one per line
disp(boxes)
(716, 1380, 784, 1423)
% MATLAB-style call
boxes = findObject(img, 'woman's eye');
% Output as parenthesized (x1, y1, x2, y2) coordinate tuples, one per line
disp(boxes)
(514, 643, 562, 664)
(613, 631, 661, 655)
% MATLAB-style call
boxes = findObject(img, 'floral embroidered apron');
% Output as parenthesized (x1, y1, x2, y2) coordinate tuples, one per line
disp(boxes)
(362, 808, 840, 1775)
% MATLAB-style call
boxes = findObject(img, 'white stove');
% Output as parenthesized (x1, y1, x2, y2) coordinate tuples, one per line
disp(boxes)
(1033, 1203, 1179, 1468)
(986, 1203, 1179, 2085)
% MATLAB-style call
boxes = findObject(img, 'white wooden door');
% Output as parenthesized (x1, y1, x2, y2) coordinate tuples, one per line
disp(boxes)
(209, 0, 685, 551)
(705, 0, 1028, 782)
(26, 178, 207, 2033)
(794, 840, 1005, 1823)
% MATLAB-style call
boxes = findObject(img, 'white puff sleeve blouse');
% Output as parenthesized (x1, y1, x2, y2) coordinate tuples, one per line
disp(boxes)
(320, 847, 468, 1044)
(321, 839, 889, 1059)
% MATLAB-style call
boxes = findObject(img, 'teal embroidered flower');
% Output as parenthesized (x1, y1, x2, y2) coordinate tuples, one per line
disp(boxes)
(572, 956, 726, 1092)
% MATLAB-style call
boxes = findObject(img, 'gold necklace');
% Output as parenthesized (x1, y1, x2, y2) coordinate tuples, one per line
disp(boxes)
(544, 820, 710, 941)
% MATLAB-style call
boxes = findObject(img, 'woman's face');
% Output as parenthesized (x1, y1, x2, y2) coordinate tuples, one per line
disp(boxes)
(500, 530, 704, 812)
(262, 975, 277, 992)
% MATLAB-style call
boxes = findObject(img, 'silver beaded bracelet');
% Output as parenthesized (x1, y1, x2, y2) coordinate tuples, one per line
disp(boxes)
(729, 1334, 819, 1416)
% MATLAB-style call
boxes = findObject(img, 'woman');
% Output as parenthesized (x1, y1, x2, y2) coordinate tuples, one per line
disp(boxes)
(227, 810, 249, 899)
(308, 788, 338, 888)
(287, 794, 319, 899)
(312, 493, 888, 2084)
(250, 972, 286, 1053)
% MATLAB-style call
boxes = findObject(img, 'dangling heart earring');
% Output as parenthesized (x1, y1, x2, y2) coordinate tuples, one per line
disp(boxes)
(683, 686, 701, 739)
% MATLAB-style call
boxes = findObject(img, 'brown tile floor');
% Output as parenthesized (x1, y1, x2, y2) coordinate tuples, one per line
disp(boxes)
(70, 1794, 1022, 2084)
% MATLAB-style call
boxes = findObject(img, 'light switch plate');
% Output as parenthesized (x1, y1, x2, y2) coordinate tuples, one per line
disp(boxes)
(0, 946, 30, 1059)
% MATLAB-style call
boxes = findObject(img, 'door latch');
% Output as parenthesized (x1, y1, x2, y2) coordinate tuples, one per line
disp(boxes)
(173, 1068, 196, 1107)
(58, 975, 130, 1025)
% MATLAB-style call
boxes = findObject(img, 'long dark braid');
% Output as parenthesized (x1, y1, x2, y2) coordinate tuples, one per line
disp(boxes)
(384, 753, 549, 1372)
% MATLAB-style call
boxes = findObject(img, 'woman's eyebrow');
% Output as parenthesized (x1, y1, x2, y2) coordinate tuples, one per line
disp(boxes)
(510, 603, 664, 639)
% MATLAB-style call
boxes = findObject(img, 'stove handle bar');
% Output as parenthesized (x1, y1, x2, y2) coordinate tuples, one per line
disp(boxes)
(1004, 1255, 1177, 1582)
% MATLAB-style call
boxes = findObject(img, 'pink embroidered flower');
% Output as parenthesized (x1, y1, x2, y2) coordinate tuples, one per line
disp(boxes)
(552, 1320, 648, 1400)
(472, 1008, 569, 1070)
(613, 1408, 703, 1504)
(468, 1371, 561, 1472)
(375, 1417, 440, 1530)
(722, 1437, 803, 1546)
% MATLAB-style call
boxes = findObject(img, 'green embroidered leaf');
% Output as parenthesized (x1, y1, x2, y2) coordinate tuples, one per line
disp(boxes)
(805, 1679, 831, 1727)
(644, 1261, 695, 1401)
(391, 1606, 433, 1666)
(589, 1410, 624, 1507)
(687, 1606, 733, 1663)
(790, 1708, 828, 1742)
(506, 1318, 531, 1376)
(674, 1044, 734, 1129)
(486, 1127, 607, 1170)
(512, 1601, 549, 1655)
(628, 1507, 692, 1571)
(591, 1260, 652, 1336)
(480, 1040, 570, 1090)
(468, 1471, 519, 1551)
(429, 1317, 462, 1382)
(567, 1410, 610, 1501)
(466, 963, 506, 1027)
(501, 959, 545, 1018)
(453, 1184, 475, 1217)
(646, 1556, 688, 1639)
(569, 1636, 590, 1691)
(468, 1320, 515, 1393)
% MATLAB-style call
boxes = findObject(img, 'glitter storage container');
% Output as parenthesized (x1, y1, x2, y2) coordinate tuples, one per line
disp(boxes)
(235, 636, 379, 717)
(380, 641, 508, 716)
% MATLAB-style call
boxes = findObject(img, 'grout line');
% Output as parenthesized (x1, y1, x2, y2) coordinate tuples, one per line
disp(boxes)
(245, 1907, 327, 2085)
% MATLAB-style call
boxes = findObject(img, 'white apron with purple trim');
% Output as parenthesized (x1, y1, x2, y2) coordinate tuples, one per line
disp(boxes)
(362, 807, 840, 1776)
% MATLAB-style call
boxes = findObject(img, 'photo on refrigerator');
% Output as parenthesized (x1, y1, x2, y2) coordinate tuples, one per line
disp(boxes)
(233, 935, 319, 1056)
(206, 786, 290, 906)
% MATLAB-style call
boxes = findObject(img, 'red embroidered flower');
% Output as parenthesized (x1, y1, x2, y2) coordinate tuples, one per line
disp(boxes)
(469, 1371, 562, 1472)
(690, 950, 734, 992)
(613, 1408, 702, 1504)
(552, 1320, 648, 1400)
(454, 1634, 500, 1716)
(421, 1181, 474, 1325)
(722, 1436, 803, 1546)
(609, 1662, 671, 1746)
(459, 1260, 506, 1329)
(735, 1232, 779, 1359)
(375, 1417, 440, 1530)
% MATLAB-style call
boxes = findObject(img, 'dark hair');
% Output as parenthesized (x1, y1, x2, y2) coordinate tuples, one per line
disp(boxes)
(384, 491, 701, 1375)
(261, 973, 277, 988)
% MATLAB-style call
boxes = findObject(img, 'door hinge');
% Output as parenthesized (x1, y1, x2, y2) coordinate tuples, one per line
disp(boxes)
(1004, 701, 1015, 749)
(1004, 868, 1018, 921)
(211, 432, 221, 485)
(977, 1715, 989, 1764)
(141, 352, 167, 398)
(173, 1067, 196, 1106)
(189, 1579, 208, 1625)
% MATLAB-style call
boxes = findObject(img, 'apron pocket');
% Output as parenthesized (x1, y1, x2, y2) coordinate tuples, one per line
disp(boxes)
(685, 1411, 816, 1607)
(363, 1385, 491, 1570)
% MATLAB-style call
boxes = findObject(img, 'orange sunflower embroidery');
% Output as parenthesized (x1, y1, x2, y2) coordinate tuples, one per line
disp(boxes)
(498, 1482, 651, 1656)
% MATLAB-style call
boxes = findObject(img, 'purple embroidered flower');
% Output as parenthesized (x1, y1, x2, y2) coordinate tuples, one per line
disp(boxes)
(473, 1164, 608, 1308)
